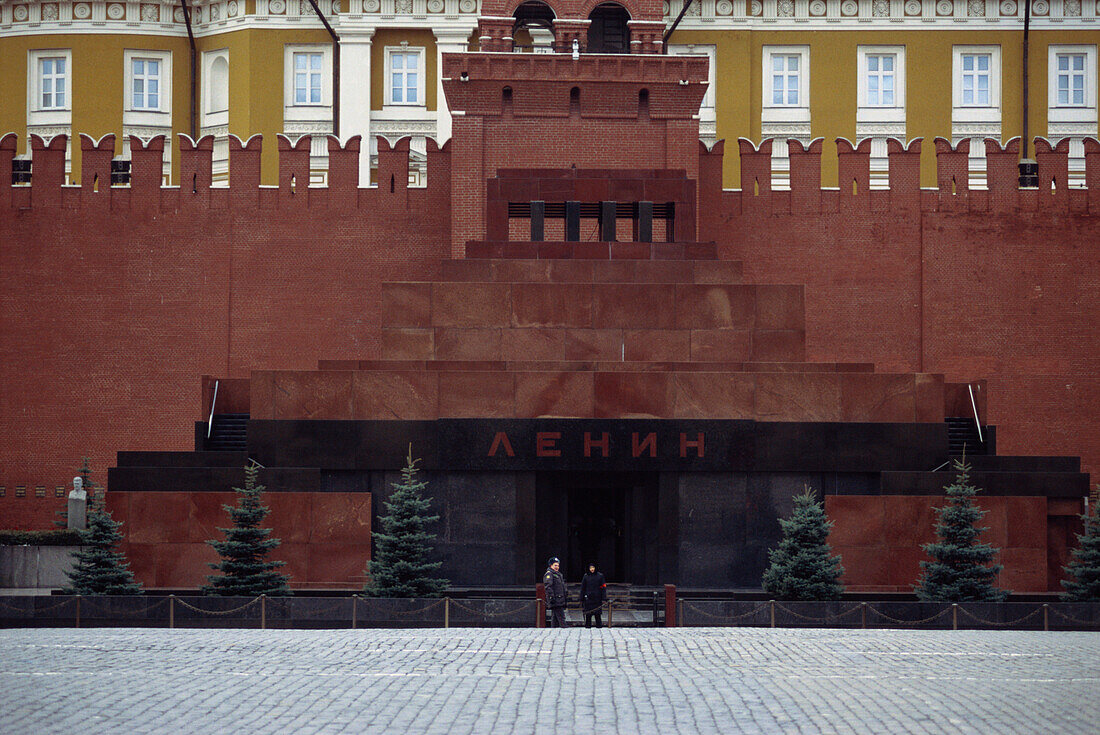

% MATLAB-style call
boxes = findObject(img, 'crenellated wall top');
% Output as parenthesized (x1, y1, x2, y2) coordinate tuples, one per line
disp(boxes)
(2, 131, 1100, 214)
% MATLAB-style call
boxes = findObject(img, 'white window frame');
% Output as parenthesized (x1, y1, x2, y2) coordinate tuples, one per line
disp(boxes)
(1048, 45, 1098, 188)
(293, 51, 325, 106)
(762, 46, 810, 124)
(761, 46, 810, 190)
(856, 46, 906, 189)
(129, 56, 163, 111)
(27, 49, 72, 118)
(124, 50, 172, 122)
(952, 46, 1001, 122)
(858, 46, 905, 115)
(37, 55, 68, 110)
(1048, 45, 1097, 123)
(283, 44, 333, 125)
(951, 47, 1002, 190)
(385, 46, 426, 107)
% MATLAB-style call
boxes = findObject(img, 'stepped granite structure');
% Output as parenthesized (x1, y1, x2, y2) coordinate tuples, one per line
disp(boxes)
(2, 41, 1097, 593)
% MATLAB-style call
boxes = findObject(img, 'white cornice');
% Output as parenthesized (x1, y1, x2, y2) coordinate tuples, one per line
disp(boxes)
(0, 0, 1097, 38)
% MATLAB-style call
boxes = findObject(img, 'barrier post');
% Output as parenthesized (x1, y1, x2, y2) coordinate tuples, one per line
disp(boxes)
(351, 595, 357, 629)
(75, 596, 81, 628)
(261, 594, 267, 630)
(608, 600, 613, 628)
(536, 583, 547, 628)
(952, 603, 958, 630)
(664, 584, 677, 628)
(444, 597, 450, 629)
(770, 600, 775, 628)
(678, 599, 684, 627)
(169, 595, 175, 629)
(1043, 603, 1049, 632)
(860, 602, 866, 629)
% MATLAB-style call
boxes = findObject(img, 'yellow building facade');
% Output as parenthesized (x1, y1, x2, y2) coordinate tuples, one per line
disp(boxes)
(1, 0, 1096, 188)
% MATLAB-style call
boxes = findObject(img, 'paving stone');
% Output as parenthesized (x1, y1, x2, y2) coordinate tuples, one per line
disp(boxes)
(0, 628, 1098, 733)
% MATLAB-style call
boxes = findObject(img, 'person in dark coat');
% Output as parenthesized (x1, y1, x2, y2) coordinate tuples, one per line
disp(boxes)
(543, 557, 568, 628)
(580, 562, 607, 628)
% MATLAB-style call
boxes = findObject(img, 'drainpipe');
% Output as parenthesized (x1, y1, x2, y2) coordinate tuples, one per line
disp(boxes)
(1019, 0, 1038, 187)
(662, 0, 696, 52)
(180, 0, 197, 141)
(305, 0, 340, 139)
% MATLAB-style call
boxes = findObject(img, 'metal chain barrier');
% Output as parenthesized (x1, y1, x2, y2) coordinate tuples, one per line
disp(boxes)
(681, 600, 770, 623)
(174, 596, 262, 616)
(955, 605, 1044, 627)
(287, 598, 355, 619)
(1047, 606, 1100, 626)
(773, 602, 863, 624)
(865, 604, 952, 626)
(79, 597, 169, 617)
(356, 597, 447, 617)
(449, 599, 535, 618)
(0, 596, 78, 614)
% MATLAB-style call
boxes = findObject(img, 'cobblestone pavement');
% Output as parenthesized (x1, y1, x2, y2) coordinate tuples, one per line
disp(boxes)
(2, 627, 1098, 734)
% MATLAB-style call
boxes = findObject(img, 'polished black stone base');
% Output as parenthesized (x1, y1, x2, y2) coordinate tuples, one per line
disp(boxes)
(109, 418, 1089, 588)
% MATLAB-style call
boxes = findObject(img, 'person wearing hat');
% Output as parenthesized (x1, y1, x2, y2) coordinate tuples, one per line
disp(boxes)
(580, 562, 607, 628)
(543, 557, 568, 628)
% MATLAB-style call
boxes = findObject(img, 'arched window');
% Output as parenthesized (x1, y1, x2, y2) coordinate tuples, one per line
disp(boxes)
(513, 1, 556, 52)
(587, 3, 631, 54)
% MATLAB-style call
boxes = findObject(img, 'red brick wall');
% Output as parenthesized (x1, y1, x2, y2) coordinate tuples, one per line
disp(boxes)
(3, 129, 1099, 549)
(705, 138, 1100, 479)
(0, 133, 449, 528)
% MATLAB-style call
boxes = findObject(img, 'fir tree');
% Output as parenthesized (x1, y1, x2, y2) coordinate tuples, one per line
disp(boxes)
(1061, 485, 1100, 602)
(364, 447, 448, 598)
(762, 486, 845, 600)
(204, 463, 290, 596)
(64, 463, 142, 596)
(916, 457, 1009, 602)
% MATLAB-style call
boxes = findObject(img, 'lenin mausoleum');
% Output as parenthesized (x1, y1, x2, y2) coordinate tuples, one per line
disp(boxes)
(0, 0, 1098, 593)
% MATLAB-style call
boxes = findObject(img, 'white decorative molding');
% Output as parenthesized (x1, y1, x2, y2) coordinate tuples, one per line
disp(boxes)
(370, 118, 438, 136)
(122, 124, 172, 141)
(26, 124, 71, 141)
(282, 122, 334, 140)
(199, 124, 229, 138)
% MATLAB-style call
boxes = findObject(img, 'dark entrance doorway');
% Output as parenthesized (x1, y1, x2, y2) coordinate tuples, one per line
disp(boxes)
(535, 472, 659, 583)
(586, 3, 631, 54)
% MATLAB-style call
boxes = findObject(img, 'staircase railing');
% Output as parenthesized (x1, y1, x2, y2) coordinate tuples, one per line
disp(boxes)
(206, 379, 219, 439)
(968, 383, 984, 445)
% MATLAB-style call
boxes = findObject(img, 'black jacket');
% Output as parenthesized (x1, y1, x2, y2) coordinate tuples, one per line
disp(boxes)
(543, 567, 567, 609)
(580, 571, 607, 612)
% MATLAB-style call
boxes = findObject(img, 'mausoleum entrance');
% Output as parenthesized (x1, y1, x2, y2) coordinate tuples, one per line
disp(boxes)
(535, 471, 660, 584)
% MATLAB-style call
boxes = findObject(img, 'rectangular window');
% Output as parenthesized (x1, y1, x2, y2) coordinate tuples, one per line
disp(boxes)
(39, 56, 67, 110)
(1056, 54, 1087, 107)
(389, 50, 421, 105)
(771, 55, 800, 106)
(865, 54, 895, 107)
(131, 58, 161, 110)
(294, 52, 323, 105)
(762, 46, 810, 191)
(960, 54, 992, 107)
